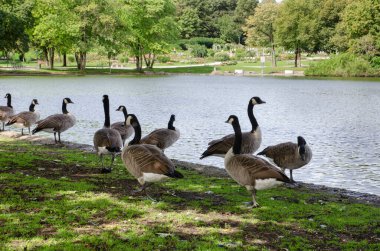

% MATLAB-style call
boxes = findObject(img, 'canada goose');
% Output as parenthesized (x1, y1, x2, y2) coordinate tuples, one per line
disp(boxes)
(200, 96, 265, 159)
(257, 136, 312, 183)
(32, 97, 76, 143)
(111, 105, 134, 146)
(224, 115, 291, 207)
(121, 114, 183, 193)
(0, 93, 15, 131)
(6, 99, 40, 135)
(140, 114, 180, 151)
(93, 95, 123, 173)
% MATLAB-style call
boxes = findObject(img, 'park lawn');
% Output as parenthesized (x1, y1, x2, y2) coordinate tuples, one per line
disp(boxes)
(216, 61, 308, 74)
(0, 136, 379, 250)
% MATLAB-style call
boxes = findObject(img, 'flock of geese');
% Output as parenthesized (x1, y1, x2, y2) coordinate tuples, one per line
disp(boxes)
(0, 93, 312, 207)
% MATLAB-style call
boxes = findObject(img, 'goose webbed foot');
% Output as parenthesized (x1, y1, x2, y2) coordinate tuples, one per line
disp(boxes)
(244, 201, 260, 208)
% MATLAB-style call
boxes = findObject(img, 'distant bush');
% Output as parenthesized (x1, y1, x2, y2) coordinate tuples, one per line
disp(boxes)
(179, 37, 225, 50)
(214, 52, 230, 61)
(190, 44, 208, 58)
(118, 56, 129, 63)
(157, 55, 171, 63)
(68, 55, 75, 63)
(305, 53, 377, 77)
(234, 49, 248, 60)
(370, 56, 380, 68)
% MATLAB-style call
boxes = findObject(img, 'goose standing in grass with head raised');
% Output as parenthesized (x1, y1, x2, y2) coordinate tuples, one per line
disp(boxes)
(32, 97, 76, 143)
(200, 96, 265, 159)
(93, 95, 123, 173)
(258, 136, 312, 183)
(6, 99, 40, 135)
(0, 93, 15, 131)
(224, 115, 291, 208)
(140, 114, 180, 151)
(111, 105, 134, 146)
(121, 114, 183, 194)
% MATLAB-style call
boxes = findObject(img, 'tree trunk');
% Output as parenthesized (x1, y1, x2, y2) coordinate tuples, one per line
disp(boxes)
(144, 53, 155, 69)
(294, 47, 300, 68)
(298, 50, 302, 67)
(63, 53, 67, 67)
(48, 47, 54, 70)
(43, 47, 49, 66)
(271, 44, 276, 67)
(75, 52, 86, 71)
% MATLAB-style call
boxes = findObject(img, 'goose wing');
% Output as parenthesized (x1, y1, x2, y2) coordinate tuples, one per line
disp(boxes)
(0, 106, 14, 119)
(8, 112, 39, 125)
(122, 144, 176, 177)
(258, 142, 296, 165)
(140, 128, 178, 149)
(111, 121, 134, 139)
(93, 128, 122, 149)
(228, 154, 290, 183)
(35, 114, 66, 130)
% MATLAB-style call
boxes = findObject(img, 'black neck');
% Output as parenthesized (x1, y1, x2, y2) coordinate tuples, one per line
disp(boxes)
(103, 99, 110, 128)
(248, 102, 258, 132)
(7, 95, 12, 108)
(122, 107, 128, 120)
(168, 118, 175, 130)
(62, 100, 69, 114)
(232, 120, 242, 154)
(129, 121, 142, 145)
(29, 103, 35, 112)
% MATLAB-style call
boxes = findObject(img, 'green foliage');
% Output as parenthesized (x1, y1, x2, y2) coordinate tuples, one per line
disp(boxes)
(216, 15, 241, 43)
(305, 53, 378, 77)
(214, 52, 230, 61)
(156, 55, 171, 63)
(179, 37, 225, 50)
(370, 56, 380, 68)
(190, 44, 208, 58)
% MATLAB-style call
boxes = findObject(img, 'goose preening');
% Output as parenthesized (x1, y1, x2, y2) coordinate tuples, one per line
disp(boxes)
(224, 115, 291, 208)
(32, 97, 76, 143)
(6, 99, 40, 135)
(257, 136, 312, 183)
(121, 114, 183, 193)
(140, 114, 180, 151)
(93, 95, 123, 173)
(0, 93, 15, 131)
(200, 96, 265, 159)
(111, 105, 134, 146)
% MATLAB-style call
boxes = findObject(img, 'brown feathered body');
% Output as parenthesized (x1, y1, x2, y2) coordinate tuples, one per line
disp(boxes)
(34, 113, 76, 133)
(93, 128, 123, 155)
(0, 106, 14, 124)
(140, 128, 180, 150)
(111, 121, 134, 144)
(8, 111, 40, 128)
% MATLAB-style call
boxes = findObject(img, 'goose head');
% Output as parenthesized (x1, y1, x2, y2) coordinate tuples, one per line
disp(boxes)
(225, 115, 238, 125)
(64, 97, 74, 104)
(4, 93, 11, 99)
(116, 105, 126, 112)
(251, 96, 266, 105)
(32, 99, 39, 105)
(297, 136, 307, 161)
(170, 114, 175, 122)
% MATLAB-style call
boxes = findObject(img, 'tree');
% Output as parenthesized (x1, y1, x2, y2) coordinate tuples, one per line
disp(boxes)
(120, 0, 179, 71)
(244, 0, 279, 66)
(217, 15, 241, 43)
(275, 0, 319, 67)
(0, 0, 33, 58)
(332, 0, 380, 57)
(234, 0, 258, 43)
(177, 8, 201, 38)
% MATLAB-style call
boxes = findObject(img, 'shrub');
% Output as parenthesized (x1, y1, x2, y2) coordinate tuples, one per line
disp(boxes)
(190, 44, 208, 58)
(118, 56, 129, 63)
(157, 55, 171, 63)
(305, 53, 377, 77)
(214, 52, 230, 61)
(178, 37, 226, 50)
(234, 49, 248, 60)
(68, 55, 75, 63)
(370, 56, 380, 68)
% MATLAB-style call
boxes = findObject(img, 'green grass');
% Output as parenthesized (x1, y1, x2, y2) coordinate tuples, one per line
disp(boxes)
(0, 136, 379, 250)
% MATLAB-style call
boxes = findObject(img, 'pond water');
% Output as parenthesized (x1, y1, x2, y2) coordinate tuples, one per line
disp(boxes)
(1, 75, 379, 195)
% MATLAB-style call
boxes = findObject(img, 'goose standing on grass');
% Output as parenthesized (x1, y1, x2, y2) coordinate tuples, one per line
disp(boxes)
(0, 93, 15, 131)
(257, 136, 312, 183)
(224, 115, 291, 208)
(6, 99, 40, 135)
(121, 114, 183, 193)
(111, 105, 134, 146)
(32, 97, 76, 143)
(93, 95, 123, 173)
(200, 96, 265, 159)
(140, 114, 180, 151)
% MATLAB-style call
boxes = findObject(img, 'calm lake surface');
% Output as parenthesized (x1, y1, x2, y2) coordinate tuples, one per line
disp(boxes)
(1, 75, 379, 195)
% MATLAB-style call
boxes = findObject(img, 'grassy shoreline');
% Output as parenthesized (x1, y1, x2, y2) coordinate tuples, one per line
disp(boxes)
(0, 132, 379, 250)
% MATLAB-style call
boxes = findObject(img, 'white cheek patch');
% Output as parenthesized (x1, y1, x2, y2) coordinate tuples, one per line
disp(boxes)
(64, 99, 69, 104)
(126, 116, 133, 125)
(252, 99, 258, 105)
(228, 118, 234, 124)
